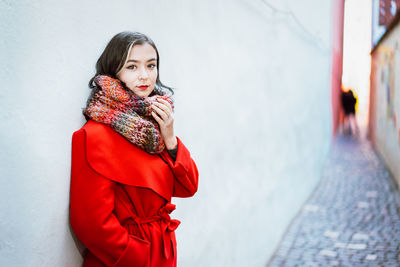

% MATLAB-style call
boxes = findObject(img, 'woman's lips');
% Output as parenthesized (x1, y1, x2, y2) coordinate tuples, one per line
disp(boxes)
(138, 85, 149, 90)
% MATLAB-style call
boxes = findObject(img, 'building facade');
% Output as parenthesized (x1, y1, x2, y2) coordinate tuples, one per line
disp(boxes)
(369, 0, 400, 186)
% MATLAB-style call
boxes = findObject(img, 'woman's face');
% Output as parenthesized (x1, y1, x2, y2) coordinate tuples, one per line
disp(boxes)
(117, 43, 158, 98)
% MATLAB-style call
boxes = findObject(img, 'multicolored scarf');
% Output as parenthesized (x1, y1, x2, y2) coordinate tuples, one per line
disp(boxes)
(83, 75, 173, 154)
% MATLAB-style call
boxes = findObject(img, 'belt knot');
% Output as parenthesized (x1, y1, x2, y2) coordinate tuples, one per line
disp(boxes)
(125, 202, 180, 259)
(158, 203, 180, 259)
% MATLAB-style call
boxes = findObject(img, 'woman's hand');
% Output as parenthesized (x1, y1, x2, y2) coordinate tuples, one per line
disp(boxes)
(151, 98, 177, 150)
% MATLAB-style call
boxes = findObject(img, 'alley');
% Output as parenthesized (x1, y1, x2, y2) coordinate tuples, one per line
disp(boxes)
(268, 135, 400, 267)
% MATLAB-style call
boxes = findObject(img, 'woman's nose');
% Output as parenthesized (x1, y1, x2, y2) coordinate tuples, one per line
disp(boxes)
(138, 67, 149, 79)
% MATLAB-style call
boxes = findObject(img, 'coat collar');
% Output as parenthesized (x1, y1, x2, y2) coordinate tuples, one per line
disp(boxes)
(81, 120, 173, 201)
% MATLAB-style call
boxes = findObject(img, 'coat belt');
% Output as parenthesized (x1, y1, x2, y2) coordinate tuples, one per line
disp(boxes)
(124, 202, 181, 259)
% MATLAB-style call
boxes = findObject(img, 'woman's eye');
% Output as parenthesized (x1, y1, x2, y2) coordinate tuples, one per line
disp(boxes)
(148, 64, 156, 69)
(127, 65, 136, 70)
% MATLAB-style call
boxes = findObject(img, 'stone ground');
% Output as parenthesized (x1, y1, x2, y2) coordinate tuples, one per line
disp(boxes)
(268, 135, 400, 267)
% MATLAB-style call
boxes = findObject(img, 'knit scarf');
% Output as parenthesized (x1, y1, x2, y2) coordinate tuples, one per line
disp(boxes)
(83, 75, 173, 154)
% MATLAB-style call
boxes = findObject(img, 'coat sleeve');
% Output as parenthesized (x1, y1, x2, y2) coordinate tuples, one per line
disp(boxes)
(69, 129, 150, 267)
(162, 137, 199, 198)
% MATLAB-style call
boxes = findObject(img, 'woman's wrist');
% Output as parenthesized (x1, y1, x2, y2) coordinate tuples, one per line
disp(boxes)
(164, 136, 178, 150)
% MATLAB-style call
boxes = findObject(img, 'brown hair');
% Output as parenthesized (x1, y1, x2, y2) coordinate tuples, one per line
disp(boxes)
(88, 31, 173, 94)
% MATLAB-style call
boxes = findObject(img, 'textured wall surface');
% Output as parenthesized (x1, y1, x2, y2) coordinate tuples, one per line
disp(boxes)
(370, 26, 400, 187)
(0, 0, 333, 266)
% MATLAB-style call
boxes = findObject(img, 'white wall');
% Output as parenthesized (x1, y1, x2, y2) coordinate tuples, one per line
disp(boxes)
(0, 0, 333, 266)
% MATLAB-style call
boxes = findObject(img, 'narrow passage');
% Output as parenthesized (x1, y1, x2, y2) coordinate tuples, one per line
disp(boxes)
(268, 136, 400, 267)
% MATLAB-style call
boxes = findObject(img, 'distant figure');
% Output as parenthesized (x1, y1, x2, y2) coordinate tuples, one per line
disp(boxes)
(341, 87, 359, 136)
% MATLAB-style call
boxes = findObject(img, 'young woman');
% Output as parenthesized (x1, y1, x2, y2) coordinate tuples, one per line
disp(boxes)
(70, 31, 199, 267)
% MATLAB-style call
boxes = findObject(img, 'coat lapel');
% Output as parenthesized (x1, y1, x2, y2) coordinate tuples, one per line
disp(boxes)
(82, 120, 173, 201)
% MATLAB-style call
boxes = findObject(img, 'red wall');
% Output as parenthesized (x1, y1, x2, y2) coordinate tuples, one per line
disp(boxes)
(331, 0, 345, 136)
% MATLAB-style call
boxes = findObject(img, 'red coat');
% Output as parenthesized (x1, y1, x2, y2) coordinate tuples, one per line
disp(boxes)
(70, 120, 199, 267)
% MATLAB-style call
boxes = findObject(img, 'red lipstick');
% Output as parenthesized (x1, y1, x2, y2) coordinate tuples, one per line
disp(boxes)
(138, 85, 149, 90)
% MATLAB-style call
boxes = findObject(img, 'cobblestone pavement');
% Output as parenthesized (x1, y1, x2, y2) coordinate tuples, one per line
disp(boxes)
(268, 135, 400, 267)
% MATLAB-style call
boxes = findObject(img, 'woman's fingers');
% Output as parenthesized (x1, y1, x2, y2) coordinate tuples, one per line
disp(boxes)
(151, 111, 163, 124)
(152, 98, 175, 144)
(153, 99, 174, 121)
(152, 104, 169, 121)
(156, 98, 172, 111)
(153, 100, 172, 116)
